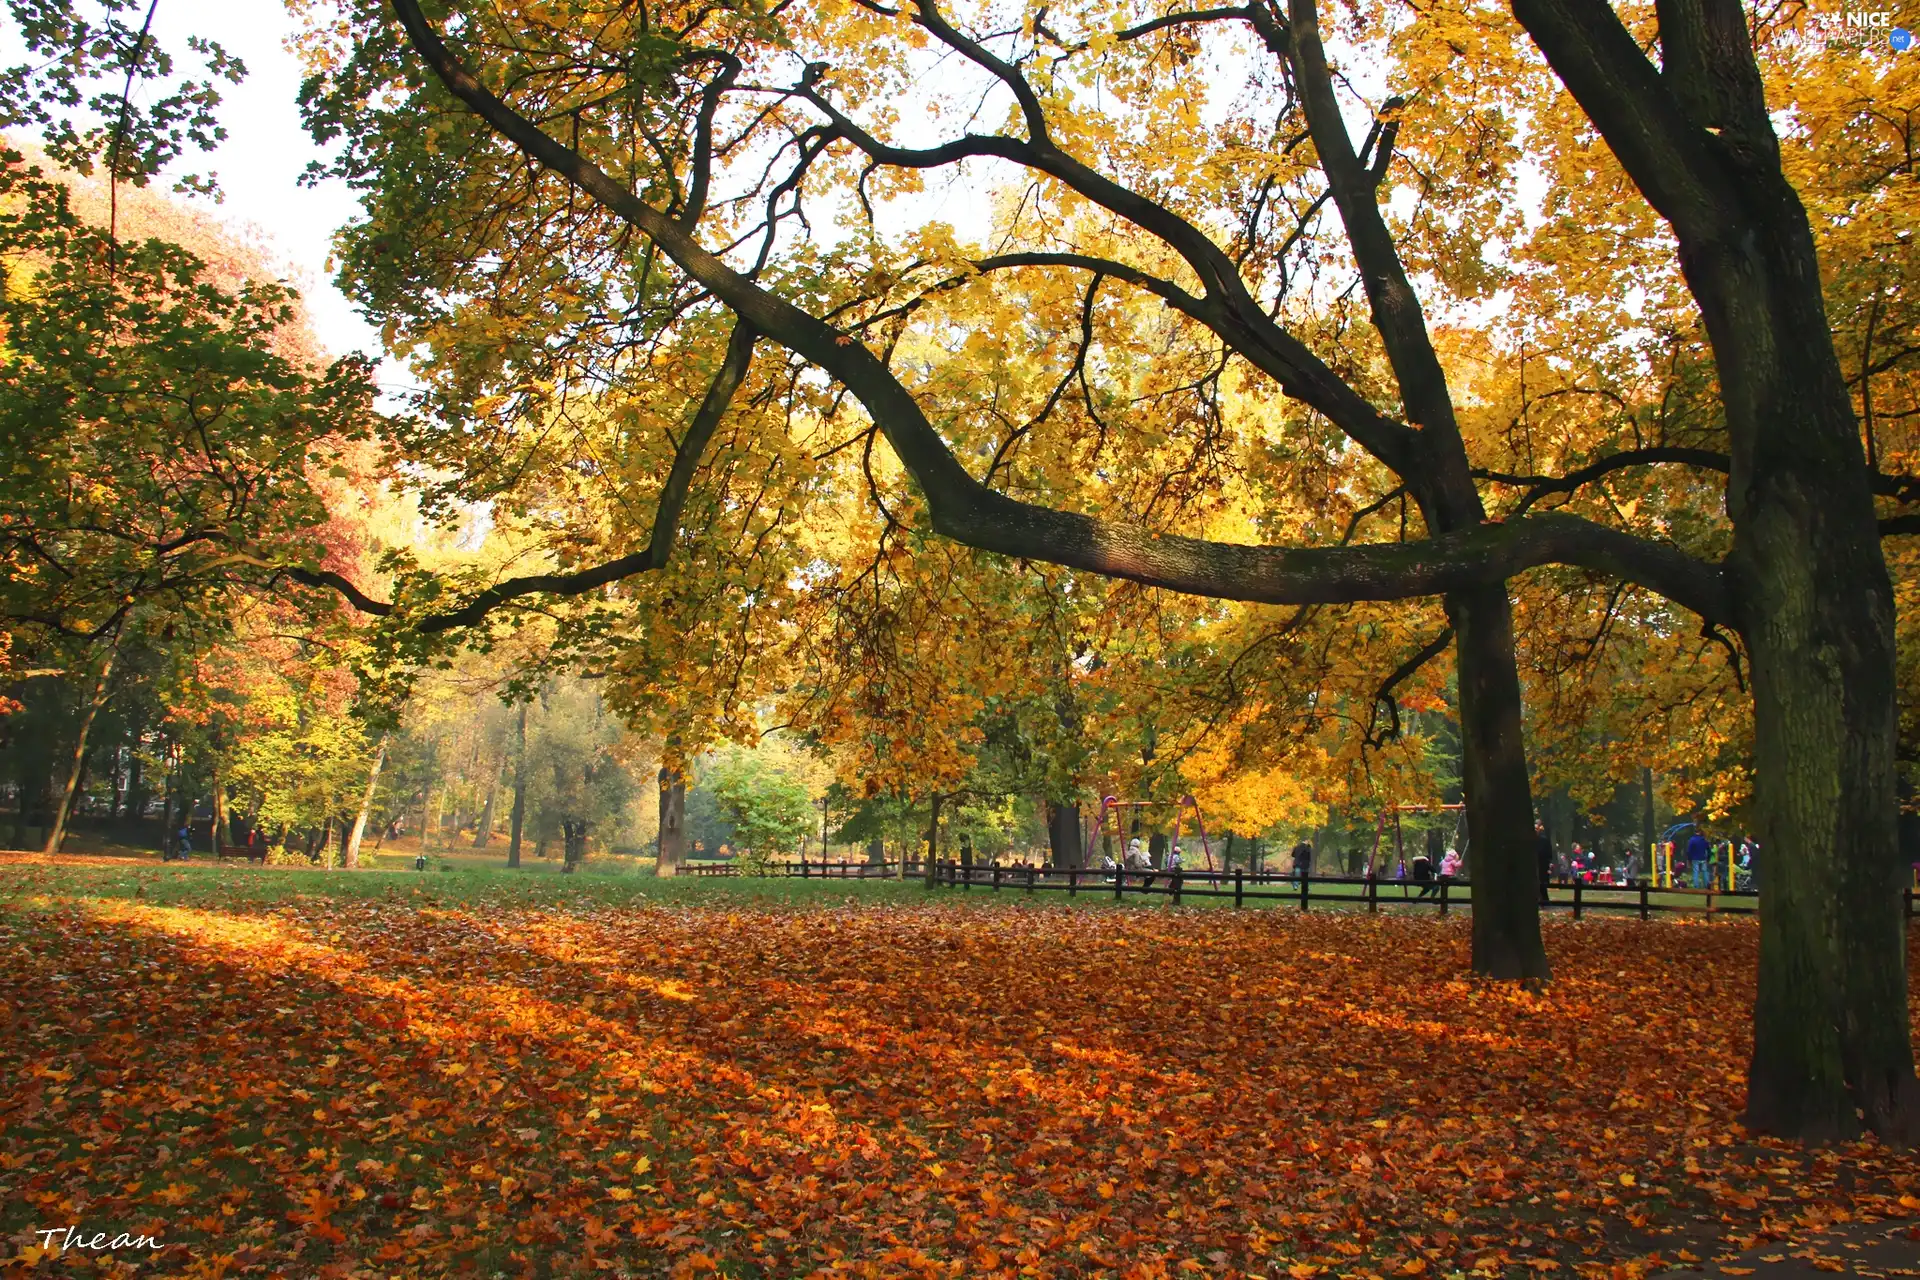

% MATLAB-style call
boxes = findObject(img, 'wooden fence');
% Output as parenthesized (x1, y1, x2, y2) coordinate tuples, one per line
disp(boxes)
(683, 859, 1920, 922)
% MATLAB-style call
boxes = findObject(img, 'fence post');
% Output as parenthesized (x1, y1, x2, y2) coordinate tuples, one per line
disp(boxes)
(1573, 879, 1583, 921)
(1234, 868, 1244, 910)
(1367, 874, 1377, 915)
(1439, 878, 1449, 917)
(1300, 870, 1310, 914)
(1639, 881, 1650, 921)
(1114, 867, 1124, 902)
(993, 865, 1002, 892)
(1027, 865, 1035, 895)
(1069, 866, 1078, 898)
(1172, 870, 1183, 906)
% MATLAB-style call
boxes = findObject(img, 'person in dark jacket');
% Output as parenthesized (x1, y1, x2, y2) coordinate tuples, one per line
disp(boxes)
(1535, 821, 1554, 905)
(1290, 838, 1314, 882)
(1686, 829, 1712, 889)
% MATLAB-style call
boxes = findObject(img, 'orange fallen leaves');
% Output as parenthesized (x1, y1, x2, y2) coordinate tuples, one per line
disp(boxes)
(0, 898, 1915, 1277)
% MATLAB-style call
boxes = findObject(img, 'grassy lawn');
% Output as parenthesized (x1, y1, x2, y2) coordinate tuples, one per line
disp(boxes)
(1, 857, 1916, 1278)
(0, 855, 930, 912)
(0, 852, 1784, 922)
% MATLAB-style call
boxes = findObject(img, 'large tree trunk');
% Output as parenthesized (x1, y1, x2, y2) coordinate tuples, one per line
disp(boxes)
(211, 762, 228, 857)
(1641, 768, 1658, 879)
(1046, 798, 1083, 870)
(507, 702, 528, 867)
(1447, 583, 1549, 980)
(1738, 411, 1914, 1142)
(109, 743, 127, 821)
(122, 745, 144, 821)
(44, 645, 117, 856)
(472, 767, 499, 848)
(1509, 0, 1920, 1147)
(655, 765, 686, 876)
(923, 792, 942, 886)
(343, 735, 388, 870)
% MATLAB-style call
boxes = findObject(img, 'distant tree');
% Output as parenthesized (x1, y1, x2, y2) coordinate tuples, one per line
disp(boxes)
(703, 748, 812, 872)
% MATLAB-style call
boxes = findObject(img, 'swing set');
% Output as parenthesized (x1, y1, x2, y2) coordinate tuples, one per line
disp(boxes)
(1084, 794, 1217, 871)
(1370, 803, 1466, 877)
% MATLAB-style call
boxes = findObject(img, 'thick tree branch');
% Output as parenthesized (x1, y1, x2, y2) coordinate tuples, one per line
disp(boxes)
(794, 34, 1422, 475)
(1283, 0, 1474, 521)
(911, 0, 1051, 143)
(384, 0, 1733, 627)
(285, 566, 394, 616)
(1506, 0, 1736, 245)
(679, 51, 741, 229)
(1116, 5, 1253, 40)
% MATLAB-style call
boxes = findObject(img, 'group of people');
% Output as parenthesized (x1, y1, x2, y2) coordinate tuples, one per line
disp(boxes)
(1099, 838, 1188, 880)
(1677, 830, 1759, 890)
(1531, 820, 1758, 898)
(1279, 838, 1466, 896)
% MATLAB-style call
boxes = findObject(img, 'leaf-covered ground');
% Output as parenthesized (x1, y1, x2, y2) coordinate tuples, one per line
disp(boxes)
(1, 869, 1916, 1278)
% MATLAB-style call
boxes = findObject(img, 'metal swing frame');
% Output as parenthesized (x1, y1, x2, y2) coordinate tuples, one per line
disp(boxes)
(1083, 794, 1217, 872)
(1369, 802, 1467, 878)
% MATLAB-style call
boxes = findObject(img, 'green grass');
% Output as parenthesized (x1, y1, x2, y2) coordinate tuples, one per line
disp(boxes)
(0, 855, 1772, 923)
(0, 858, 937, 911)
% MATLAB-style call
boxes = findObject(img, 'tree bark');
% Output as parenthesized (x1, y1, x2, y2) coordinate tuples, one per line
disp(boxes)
(44, 643, 117, 856)
(109, 743, 127, 821)
(211, 761, 228, 857)
(1046, 798, 1083, 870)
(1449, 584, 1550, 979)
(1740, 458, 1914, 1141)
(473, 765, 499, 848)
(507, 702, 528, 868)
(1642, 768, 1658, 875)
(1504, 0, 1917, 1139)
(344, 735, 388, 870)
(656, 765, 686, 876)
(923, 792, 942, 886)
(122, 746, 144, 822)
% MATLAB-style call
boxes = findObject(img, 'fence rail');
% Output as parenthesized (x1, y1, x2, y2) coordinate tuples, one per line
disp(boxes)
(680, 859, 909, 879)
(680, 859, 1920, 922)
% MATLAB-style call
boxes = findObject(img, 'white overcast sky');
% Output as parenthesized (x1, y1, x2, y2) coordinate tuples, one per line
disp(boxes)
(151, 0, 381, 362)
